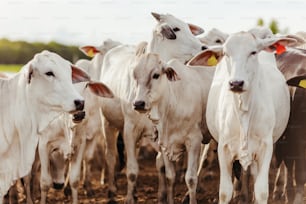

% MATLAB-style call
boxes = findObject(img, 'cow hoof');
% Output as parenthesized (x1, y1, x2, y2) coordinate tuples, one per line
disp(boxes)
(64, 185, 72, 197)
(53, 182, 64, 190)
(107, 199, 118, 204)
(108, 190, 116, 199)
(181, 194, 189, 204)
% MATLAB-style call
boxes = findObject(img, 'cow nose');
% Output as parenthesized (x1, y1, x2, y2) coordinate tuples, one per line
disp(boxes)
(201, 45, 208, 50)
(229, 80, 244, 92)
(74, 100, 84, 111)
(133, 100, 145, 110)
(53, 182, 64, 190)
(73, 111, 85, 123)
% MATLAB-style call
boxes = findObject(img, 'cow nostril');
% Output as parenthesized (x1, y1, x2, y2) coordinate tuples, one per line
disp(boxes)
(133, 100, 146, 110)
(201, 45, 208, 50)
(74, 100, 84, 111)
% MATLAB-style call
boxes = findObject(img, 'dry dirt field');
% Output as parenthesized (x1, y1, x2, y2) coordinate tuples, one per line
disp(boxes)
(5, 149, 306, 204)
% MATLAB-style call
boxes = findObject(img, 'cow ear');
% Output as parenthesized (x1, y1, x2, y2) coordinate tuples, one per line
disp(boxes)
(86, 81, 114, 98)
(79, 46, 100, 58)
(151, 12, 161, 22)
(135, 41, 148, 57)
(286, 75, 306, 89)
(188, 23, 204, 36)
(27, 65, 34, 84)
(71, 65, 91, 83)
(259, 37, 297, 54)
(283, 34, 306, 47)
(187, 48, 223, 66)
(162, 67, 180, 81)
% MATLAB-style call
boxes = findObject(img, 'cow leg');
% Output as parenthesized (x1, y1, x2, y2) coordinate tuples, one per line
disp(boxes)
(69, 130, 86, 204)
(292, 146, 306, 204)
(156, 151, 167, 204)
(185, 138, 201, 204)
(218, 144, 233, 204)
(39, 140, 52, 204)
(83, 137, 98, 197)
(253, 140, 273, 204)
(122, 122, 139, 204)
(23, 175, 34, 204)
(102, 118, 118, 200)
(272, 162, 287, 202)
(162, 151, 176, 204)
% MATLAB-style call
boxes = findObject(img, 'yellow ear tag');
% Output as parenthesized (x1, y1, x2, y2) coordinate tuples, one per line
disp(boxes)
(87, 48, 95, 58)
(299, 80, 306, 88)
(207, 54, 218, 66)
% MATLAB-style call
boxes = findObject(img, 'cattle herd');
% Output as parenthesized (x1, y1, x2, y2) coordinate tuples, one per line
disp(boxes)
(0, 12, 305, 204)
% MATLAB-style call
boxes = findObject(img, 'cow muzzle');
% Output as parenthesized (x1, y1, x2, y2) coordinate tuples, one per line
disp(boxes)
(133, 100, 147, 112)
(229, 80, 244, 93)
(73, 111, 85, 123)
(53, 182, 64, 190)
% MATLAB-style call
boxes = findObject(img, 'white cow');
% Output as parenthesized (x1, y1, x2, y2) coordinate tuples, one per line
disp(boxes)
(132, 42, 214, 204)
(0, 50, 90, 203)
(99, 12, 205, 204)
(189, 32, 294, 203)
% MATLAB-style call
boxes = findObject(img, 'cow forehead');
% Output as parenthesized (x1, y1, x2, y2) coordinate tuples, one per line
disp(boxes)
(224, 32, 257, 55)
(33, 51, 71, 74)
(134, 53, 162, 77)
(159, 14, 187, 29)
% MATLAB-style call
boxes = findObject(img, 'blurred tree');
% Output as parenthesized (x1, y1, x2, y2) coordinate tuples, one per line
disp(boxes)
(256, 18, 288, 34)
(0, 39, 87, 64)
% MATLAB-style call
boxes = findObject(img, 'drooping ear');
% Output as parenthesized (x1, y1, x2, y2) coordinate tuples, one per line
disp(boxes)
(162, 67, 180, 81)
(27, 65, 34, 84)
(86, 81, 114, 98)
(160, 24, 176, 40)
(259, 37, 297, 54)
(187, 47, 224, 67)
(151, 12, 161, 22)
(135, 41, 148, 57)
(188, 23, 204, 36)
(286, 75, 306, 89)
(71, 65, 91, 83)
(79, 46, 100, 58)
(284, 34, 306, 47)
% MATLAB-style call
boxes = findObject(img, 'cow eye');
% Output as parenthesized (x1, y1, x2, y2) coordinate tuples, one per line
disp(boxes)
(153, 73, 160, 79)
(45, 71, 55, 77)
(250, 51, 257, 56)
(173, 27, 180, 32)
(215, 39, 222, 43)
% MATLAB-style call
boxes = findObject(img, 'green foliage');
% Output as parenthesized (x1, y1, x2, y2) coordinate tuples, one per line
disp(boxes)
(256, 18, 288, 34)
(0, 38, 88, 64)
(0, 64, 22, 72)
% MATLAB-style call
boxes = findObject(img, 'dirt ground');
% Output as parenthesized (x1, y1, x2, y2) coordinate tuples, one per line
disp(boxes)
(8, 149, 306, 204)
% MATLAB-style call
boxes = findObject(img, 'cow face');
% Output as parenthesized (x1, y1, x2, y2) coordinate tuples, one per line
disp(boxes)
(199, 28, 229, 46)
(150, 12, 206, 63)
(132, 53, 179, 112)
(27, 50, 90, 113)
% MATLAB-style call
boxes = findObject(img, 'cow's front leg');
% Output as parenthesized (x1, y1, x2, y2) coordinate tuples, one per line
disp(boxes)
(123, 121, 139, 204)
(39, 140, 52, 204)
(218, 143, 234, 204)
(162, 151, 176, 204)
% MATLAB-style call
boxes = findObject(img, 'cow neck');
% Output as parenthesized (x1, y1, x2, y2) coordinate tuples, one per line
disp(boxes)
(148, 36, 171, 63)
(232, 90, 254, 171)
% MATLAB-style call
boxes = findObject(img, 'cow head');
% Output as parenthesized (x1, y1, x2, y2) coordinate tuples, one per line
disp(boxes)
(132, 44, 179, 112)
(149, 12, 206, 63)
(79, 39, 121, 58)
(189, 32, 296, 93)
(26, 50, 90, 115)
(199, 28, 229, 46)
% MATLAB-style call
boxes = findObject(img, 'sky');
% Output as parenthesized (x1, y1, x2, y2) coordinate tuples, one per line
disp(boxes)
(0, 0, 305, 46)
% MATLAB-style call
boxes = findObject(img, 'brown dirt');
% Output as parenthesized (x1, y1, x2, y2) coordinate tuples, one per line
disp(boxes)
(8, 150, 306, 204)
